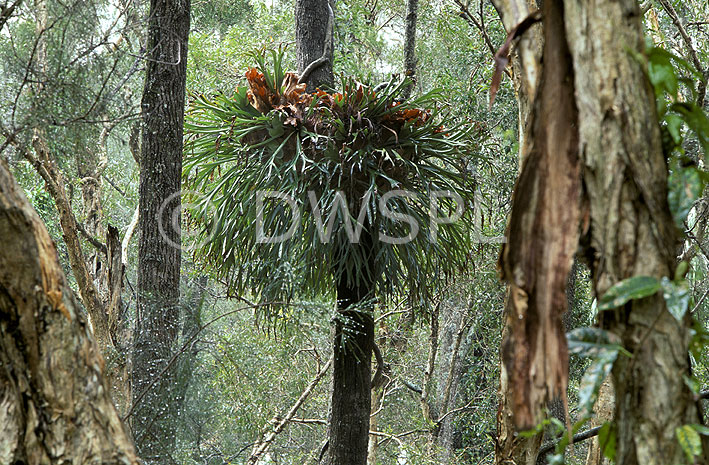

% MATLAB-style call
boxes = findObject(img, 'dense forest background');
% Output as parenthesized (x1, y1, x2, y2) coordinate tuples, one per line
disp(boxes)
(1, 0, 708, 464)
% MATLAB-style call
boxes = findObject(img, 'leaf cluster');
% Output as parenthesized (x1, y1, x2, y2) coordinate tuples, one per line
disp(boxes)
(183, 48, 478, 319)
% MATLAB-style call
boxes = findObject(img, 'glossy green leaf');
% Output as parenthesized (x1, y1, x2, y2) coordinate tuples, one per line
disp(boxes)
(598, 421, 617, 461)
(597, 276, 662, 311)
(668, 156, 706, 229)
(671, 103, 709, 157)
(648, 47, 678, 98)
(567, 327, 629, 358)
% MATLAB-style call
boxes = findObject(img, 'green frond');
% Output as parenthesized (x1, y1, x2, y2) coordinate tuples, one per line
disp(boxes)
(183, 47, 479, 319)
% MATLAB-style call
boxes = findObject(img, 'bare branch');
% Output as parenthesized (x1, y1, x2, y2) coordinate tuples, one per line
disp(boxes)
(247, 356, 333, 465)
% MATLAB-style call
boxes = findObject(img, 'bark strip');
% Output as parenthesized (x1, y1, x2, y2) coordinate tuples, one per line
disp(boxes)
(498, 0, 581, 430)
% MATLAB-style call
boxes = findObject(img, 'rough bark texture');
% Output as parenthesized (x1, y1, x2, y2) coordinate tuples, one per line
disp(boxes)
(295, 0, 334, 91)
(584, 379, 614, 465)
(401, 0, 418, 100)
(324, 271, 375, 465)
(131, 0, 190, 461)
(491, 1, 544, 462)
(498, 0, 581, 430)
(562, 0, 706, 463)
(0, 158, 138, 464)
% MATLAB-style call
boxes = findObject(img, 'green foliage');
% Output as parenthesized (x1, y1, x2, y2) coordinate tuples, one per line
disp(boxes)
(567, 327, 628, 419)
(597, 276, 663, 311)
(183, 48, 477, 317)
(662, 276, 692, 321)
(677, 424, 703, 463)
(668, 155, 708, 229)
(598, 421, 617, 461)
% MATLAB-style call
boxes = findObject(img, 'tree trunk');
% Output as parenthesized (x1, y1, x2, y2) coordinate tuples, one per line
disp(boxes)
(295, 0, 334, 91)
(0, 158, 138, 464)
(131, 0, 190, 461)
(325, 273, 375, 465)
(491, 1, 544, 463)
(435, 299, 473, 462)
(401, 0, 419, 100)
(562, 0, 707, 462)
(584, 379, 614, 465)
(494, 0, 708, 463)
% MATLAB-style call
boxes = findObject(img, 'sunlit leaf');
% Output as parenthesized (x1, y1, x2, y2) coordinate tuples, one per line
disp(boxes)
(661, 277, 691, 322)
(676, 424, 702, 462)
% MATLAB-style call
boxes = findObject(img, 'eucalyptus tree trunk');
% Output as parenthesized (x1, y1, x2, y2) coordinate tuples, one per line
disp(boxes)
(0, 159, 138, 465)
(491, 0, 543, 463)
(495, 0, 707, 464)
(131, 0, 190, 461)
(563, 0, 706, 462)
(295, 0, 334, 91)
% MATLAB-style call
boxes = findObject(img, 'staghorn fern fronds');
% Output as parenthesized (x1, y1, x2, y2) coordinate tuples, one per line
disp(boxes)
(183, 47, 479, 319)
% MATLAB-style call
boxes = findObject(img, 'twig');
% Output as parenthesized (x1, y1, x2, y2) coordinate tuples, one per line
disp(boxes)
(657, 0, 707, 106)
(537, 426, 602, 457)
(247, 356, 333, 465)
(0, 0, 23, 32)
(453, 0, 496, 57)
(76, 219, 108, 254)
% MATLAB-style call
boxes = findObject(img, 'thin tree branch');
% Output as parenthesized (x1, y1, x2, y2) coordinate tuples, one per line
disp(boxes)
(453, 0, 496, 57)
(657, 0, 707, 106)
(537, 426, 603, 457)
(247, 356, 333, 465)
(76, 219, 108, 254)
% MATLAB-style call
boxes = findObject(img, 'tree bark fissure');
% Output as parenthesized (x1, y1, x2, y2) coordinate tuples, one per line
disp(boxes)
(0, 158, 137, 464)
(131, 0, 190, 461)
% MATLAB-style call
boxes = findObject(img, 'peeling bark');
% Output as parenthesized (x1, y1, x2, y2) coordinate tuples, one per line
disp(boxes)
(492, 1, 545, 462)
(498, 0, 581, 430)
(562, 0, 706, 462)
(494, 0, 706, 463)
(0, 158, 137, 464)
